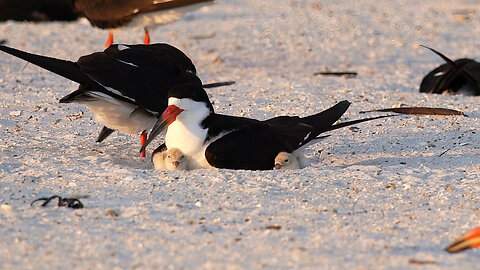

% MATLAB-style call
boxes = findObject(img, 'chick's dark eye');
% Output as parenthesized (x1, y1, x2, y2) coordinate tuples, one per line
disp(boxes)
(285, 159, 289, 162)
(167, 155, 171, 158)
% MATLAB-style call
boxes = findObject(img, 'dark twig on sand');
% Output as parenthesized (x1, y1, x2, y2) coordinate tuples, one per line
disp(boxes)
(314, 71, 358, 78)
(31, 195, 84, 209)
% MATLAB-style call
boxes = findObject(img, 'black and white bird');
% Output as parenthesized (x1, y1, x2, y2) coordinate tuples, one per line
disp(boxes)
(73, 0, 214, 47)
(0, 43, 233, 156)
(420, 45, 480, 96)
(144, 82, 390, 170)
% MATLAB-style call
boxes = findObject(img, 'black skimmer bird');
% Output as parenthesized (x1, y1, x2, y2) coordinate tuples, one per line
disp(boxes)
(420, 45, 480, 96)
(73, 0, 213, 47)
(143, 82, 391, 170)
(445, 227, 480, 253)
(0, 43, 233, 157)
(151, 145, 188, 170)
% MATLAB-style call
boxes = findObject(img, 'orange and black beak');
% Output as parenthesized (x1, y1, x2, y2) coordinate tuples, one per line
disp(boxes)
(445, 227, 480, 253)
(139, 105, 183, 153)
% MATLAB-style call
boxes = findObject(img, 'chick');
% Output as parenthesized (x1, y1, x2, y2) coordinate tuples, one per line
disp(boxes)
(152, 146, 188, 170)
(273, 151, 307, 170)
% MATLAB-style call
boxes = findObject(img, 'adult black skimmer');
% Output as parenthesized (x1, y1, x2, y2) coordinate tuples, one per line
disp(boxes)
(420, 45, 480, 96)
(0, 43, 233, 157)
(143, 82, 391, 170)
(151, 144, 188, 170)
(445, 227, 480, 253)
(73, 0, 213, 47)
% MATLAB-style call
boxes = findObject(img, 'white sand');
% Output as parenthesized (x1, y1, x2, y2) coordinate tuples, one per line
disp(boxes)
(0, 0, 479, 269)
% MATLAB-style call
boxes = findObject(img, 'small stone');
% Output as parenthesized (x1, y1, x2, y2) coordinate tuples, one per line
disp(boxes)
(266, 225, 281, 230)
(0, 204, 13, 211)
(66, 110, 84, 121)
(213, 57, 224, 63)
(105, 209, 118, 217)
(386, 183, 396, 189)
(9, 110, 22, 116)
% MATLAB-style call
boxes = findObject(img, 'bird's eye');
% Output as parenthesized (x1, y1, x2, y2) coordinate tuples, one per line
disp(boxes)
(167, 155, 171, 158)
(285, 159, 289, 162)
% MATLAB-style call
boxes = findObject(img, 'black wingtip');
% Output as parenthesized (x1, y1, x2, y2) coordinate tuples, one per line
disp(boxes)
(202, 81, 236, 88)
(0, 44, 92, 87)
(325, 114, 395, 132)
(420, 44, 456, 65)
(96, 126, 115, 142)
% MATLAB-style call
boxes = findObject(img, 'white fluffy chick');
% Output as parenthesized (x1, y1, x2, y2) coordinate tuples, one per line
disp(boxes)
(273, 151, 308, 170)
(152, 147, 188, 170)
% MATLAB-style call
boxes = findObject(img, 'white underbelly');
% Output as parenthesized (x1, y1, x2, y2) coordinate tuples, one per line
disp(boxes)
(129, 2, 213, 29)
(84, 100, 156, 134)
(165, 121, 211, 169)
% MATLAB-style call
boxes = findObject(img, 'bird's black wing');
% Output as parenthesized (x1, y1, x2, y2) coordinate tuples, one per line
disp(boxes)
(205, 124, 300, 170)
(261, 101, 350, 148)
(419, 46, 477, 94)
(462, 60, 480, 95)
(77, 43, 198, 113)
(294, 100, 350, 146)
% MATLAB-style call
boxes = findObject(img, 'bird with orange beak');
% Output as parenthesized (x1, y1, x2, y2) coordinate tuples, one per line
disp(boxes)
(445, 227, 480, 253)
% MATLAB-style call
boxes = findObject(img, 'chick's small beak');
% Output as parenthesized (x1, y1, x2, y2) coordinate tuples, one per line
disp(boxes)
(274, 164, 282, 170)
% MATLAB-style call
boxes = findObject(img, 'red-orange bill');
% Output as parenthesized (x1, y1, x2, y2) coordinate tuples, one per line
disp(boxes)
(445, 227, 480, 253)
(139, 105, 183, 153)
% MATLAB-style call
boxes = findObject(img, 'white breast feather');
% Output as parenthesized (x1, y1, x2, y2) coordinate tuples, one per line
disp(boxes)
(164, 98, 212, 169)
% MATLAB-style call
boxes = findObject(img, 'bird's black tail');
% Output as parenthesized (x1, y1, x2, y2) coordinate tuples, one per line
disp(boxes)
(0, 44, 92, 86)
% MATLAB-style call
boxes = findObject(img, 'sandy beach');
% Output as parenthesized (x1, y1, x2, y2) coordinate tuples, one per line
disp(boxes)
(0, 0, 479, 269)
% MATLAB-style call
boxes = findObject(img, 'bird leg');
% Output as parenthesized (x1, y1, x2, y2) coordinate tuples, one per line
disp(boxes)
(106, 31, 114, 48)
(144, 27, 150, 45)
(140, 130, 147, 157)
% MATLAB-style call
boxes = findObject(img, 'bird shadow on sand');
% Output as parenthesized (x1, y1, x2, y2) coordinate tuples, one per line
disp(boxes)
(92, 137, 159, 170)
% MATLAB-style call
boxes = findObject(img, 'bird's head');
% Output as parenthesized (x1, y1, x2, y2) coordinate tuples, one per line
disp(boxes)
(273, 152, 294, 170)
